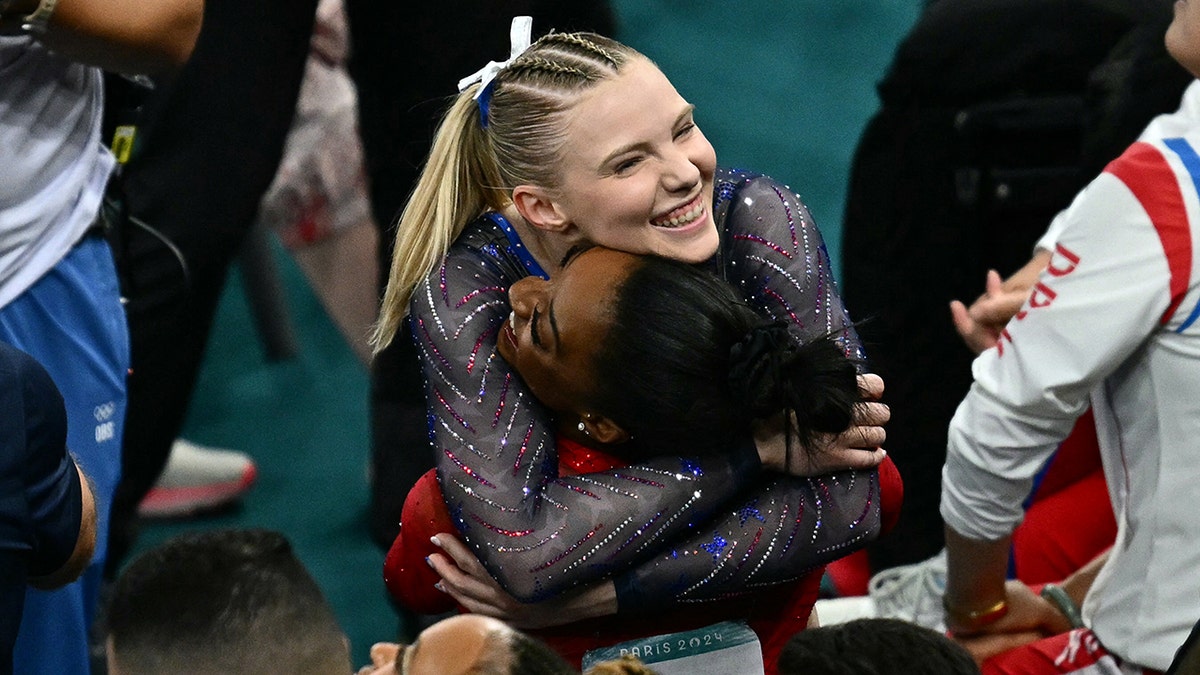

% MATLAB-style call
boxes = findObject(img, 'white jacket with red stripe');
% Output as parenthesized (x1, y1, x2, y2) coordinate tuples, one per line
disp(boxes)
(941, 80, 1200, 671)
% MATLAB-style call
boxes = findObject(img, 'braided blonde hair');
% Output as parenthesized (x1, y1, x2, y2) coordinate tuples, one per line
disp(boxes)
(371, 31, 639, 352)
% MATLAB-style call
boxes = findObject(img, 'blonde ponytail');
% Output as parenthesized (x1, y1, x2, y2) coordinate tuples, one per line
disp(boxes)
(370, 90, 506, 352)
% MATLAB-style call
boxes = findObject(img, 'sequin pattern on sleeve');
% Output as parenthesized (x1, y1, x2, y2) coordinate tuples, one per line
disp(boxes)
(408, 219, 760, 602)
(606, 169, 882, 607)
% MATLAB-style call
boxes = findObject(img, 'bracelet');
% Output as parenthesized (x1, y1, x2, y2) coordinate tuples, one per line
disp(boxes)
(943, 596, 1009, 634)
(20, 0, 56, 35)
(1041, 583, 1085, 629)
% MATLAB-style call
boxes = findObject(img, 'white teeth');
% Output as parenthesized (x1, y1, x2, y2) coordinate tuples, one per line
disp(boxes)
(654, 202, 704, 228)
(505, 312, 518, 345)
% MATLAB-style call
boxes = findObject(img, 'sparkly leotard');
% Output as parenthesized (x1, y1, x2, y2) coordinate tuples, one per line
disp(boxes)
(409, 167, 882, 606)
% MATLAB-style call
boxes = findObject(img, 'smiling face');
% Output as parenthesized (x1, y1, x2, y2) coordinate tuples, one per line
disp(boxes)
(496, 247, 638, 416)
(1167, 0, 1200, 76)
(545, 58, 719, 264)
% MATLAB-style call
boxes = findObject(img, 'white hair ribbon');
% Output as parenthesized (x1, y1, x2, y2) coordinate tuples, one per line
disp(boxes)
(457, 16, 534, 100)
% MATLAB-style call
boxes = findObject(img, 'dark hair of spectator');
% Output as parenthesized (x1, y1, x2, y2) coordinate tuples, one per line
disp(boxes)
(105, 528, 349, 674)
(778, 618, 980, 675)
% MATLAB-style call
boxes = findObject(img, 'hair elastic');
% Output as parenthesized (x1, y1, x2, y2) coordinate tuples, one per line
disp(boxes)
(477, 81, 496, 129)
(727, 322, 791, 404)
(456, 16, 533, 127)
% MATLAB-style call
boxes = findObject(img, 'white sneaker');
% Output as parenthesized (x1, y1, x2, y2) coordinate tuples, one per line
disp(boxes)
(138, 439, 258, 518)
(815, 549, 947, 631)
(813, 594, 878, 626)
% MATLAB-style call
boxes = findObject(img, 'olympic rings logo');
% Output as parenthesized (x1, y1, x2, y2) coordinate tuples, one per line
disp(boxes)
(94, 401, 116, 421)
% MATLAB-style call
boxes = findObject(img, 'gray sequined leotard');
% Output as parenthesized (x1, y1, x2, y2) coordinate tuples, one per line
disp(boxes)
(409, 167, 882, 607)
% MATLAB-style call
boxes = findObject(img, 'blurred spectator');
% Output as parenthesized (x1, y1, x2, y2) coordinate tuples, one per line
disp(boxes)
(778, 618, 978, 675)
(0, 0, 200, 669)
(839, 0, 1191, 573)
(939, 5, 1200, 670)
(0, 342, 97, 673)
(104, 529, 349, 674)
(104, 0, 318, 572)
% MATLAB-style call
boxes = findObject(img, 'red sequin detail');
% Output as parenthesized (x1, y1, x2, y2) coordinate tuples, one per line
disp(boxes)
(531, 527, 603, 572)
(444, 448, 495, 488)
(458, 285, 506, 308)
(612, 473, 665, 488)
(434, 387, 473, 432)
(469, 512, 534, 537)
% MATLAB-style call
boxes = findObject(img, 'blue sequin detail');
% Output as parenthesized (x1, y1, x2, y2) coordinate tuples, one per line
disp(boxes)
(450, 502, 467, 529)
(487, 212, 548, 279)
(680, 458, 704, 477)
(700, 535, 728, 560)
(716, 180, 736, 206)
(737, 499, 764, 526)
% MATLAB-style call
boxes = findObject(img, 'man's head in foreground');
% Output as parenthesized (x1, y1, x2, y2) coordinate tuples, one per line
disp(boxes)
(105, 528, 350, 674)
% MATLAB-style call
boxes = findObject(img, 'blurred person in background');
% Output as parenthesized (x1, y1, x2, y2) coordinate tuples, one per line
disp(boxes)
(0, 0, 200, 669)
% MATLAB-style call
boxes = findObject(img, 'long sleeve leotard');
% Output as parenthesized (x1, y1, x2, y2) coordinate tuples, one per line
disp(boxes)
(409, 167, 881, 605)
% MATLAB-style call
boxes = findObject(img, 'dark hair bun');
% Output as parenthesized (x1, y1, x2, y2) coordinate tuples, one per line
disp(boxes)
(728, 322, 794, 418)
(729, 324, 860, 440)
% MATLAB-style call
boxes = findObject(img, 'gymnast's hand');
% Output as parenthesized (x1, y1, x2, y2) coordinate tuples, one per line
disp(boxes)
(426, 533, 617, 629)
(754, 374, 889, 476)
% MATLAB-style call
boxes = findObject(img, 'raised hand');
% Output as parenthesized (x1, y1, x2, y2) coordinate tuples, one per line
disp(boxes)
(950, 249, 1052, 354)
